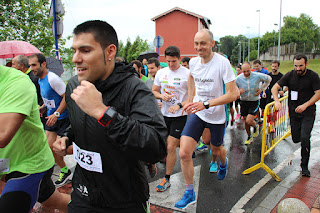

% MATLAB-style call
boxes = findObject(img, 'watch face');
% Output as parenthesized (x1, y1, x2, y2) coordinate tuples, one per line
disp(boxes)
(54, 112, 60, 117)
(203, 101, 209, 109)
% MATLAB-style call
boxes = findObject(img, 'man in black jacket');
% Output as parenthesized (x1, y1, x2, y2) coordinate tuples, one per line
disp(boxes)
(53, 20, 167, 212)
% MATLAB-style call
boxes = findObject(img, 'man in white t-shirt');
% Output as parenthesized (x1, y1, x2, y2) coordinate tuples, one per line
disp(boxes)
(152, 46, 190, 192)
(174, 29, 239, 209)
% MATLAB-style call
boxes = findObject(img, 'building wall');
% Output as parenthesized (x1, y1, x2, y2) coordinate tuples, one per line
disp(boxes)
(155, 11, 199, 62)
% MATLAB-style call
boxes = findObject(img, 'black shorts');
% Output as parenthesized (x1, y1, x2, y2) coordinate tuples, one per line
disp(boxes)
(235, 98, 241, 107)
(45, 117, 70, 136)
(164, 115, 187, 139)
(240, 100, 260, 117)
(259, 97, 267, 109)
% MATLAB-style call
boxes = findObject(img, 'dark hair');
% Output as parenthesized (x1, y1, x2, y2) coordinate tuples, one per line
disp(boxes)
(29, 53, 47, 67)
(73, 20, 118, 55)
(131, 60, 142, 69)
(17, 55, 29, 68)
(165, 46, 180, 58)
(148, 57, 160, 67)
(181, 57, 190, 63)
(253, 59, 262, 65)
(293, 53, 308, 63)
(271, 59, 280, 66)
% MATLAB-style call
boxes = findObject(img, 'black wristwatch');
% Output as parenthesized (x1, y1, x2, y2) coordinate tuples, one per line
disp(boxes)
(203, 101, 210, 109)
(177, 103, 183, 109)
(97, 107, 118, 127)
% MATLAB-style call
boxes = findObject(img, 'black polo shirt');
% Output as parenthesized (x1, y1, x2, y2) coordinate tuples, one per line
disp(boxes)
(277, 69, 320, 118)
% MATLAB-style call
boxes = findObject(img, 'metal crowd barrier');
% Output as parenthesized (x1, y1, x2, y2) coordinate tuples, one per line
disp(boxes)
(242, 96, 291, 181)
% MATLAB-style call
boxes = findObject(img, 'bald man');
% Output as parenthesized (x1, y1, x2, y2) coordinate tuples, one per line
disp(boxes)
(175, 29, 239, 209)
(12, 55, 43, 106)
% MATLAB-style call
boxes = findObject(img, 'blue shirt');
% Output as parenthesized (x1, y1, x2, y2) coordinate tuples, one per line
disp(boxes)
(38, 71, 68, 119)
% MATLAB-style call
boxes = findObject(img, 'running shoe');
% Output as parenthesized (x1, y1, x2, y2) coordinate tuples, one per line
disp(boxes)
(55, 169, 72, 187)
(245, 135, 253, 145)
(302, 167, 311, 177)
(217, 158, 228, 180)
(196, 142, 208, 151)
(174, 191, 196, 209)
(209, 161, 218, 173)
(252, 124, 259, 138)
(146, 163, 157, 178)
(156, 178, 171, 192)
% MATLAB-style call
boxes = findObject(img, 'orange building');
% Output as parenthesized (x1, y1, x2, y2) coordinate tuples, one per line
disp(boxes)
(151, 7, 211, 62)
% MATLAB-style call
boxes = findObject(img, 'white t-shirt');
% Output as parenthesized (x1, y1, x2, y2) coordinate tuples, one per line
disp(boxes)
(154, 65, 190, 117)
(189, 53, 235, 124)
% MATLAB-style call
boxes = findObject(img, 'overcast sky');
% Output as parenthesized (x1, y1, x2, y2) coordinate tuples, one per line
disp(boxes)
(62, 0, 320, 46)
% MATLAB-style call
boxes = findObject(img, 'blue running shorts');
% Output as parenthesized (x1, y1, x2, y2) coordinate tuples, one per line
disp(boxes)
(181, 114, 226, 147)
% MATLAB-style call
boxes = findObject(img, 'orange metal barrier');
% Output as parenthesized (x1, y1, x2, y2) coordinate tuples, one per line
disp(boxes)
(242, 96, 291, 181)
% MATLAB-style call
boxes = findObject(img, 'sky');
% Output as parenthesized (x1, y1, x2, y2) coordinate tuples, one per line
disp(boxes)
(61, 0, 320, 47)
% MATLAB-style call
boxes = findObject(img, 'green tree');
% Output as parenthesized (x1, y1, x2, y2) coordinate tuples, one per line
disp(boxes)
(0, 0, 55, 55)
(118, 36, 149, 62)
(220, 35, 236, 57)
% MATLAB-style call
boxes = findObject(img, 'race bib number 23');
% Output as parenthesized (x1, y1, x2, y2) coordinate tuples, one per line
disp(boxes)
(73, 143, 103, 173)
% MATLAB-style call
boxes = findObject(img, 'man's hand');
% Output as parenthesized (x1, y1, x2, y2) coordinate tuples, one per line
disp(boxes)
(70, 80, 106, 119)
(45, 114, 58, 127)
(53, 137, 68, 156)
(161, 93, 174, 102)
(39, 105, 46, 117)
(295, 103, 308, 113)
(255, 89, 261, 96)
(279, 91, 284, 96)
(274, 101, 282, 111)
(183, 102, 205, 114)
(239, 88, 245, 95)
(168, 105, 180, 114)
(158, 102, 162, 109)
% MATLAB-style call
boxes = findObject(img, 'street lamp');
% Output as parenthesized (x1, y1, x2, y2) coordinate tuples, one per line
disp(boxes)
(247, 27, 250, 62)
(273, 23, 278, 47)
(256, 10, 260, 59)
(277, 0, 282, 61)
(238, 41, 241, 64)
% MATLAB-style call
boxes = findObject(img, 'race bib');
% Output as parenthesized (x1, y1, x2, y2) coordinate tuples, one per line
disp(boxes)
(73, 143, 103, 173)
(0, 158, 10, 173)
(42, 97, 56, 109)
(291, 91, 298, 101)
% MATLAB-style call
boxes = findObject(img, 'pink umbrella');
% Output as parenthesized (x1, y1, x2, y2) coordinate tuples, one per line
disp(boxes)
(0, 40, 42, 59)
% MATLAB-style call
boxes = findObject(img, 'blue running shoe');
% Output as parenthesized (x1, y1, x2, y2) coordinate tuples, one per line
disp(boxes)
(196, 142, 208, 151)
(175, 191, 196, 209)
(217, 158, 228, 180)
(209, 161, 218, 173)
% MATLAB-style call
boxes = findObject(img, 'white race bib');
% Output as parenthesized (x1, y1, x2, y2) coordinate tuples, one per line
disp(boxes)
(73, 143, 103, 173)
(42, 97, 56, 109)
(0, 158, 10, 173)
(291, 91, 298, 101)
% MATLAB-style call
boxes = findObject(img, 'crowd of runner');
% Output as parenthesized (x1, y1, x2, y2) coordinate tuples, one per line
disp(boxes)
(1, 19, 320, 212)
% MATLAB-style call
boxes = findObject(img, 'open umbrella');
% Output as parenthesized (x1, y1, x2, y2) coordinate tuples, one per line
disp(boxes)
(137, 51, 159, 62)
(46, 57, 64, 77)
(0, 40, 42, 59)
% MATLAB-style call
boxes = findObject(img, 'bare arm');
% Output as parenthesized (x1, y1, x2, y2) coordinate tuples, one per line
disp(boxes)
(0, 113, 25, 148)
(187, 74, 195, 102)
(152, 84, 173, 102)
(295, 89, 320, 113)
(272, 83, 282, 110)
(45, 94, 67, 127)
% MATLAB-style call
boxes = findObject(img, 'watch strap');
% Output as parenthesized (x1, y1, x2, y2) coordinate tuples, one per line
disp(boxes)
(177, 103, 183, 108)
(97, 107, 113, 127)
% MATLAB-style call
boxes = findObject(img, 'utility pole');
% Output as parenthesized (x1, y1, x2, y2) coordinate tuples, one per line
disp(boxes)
(257, 10, 261, 59)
